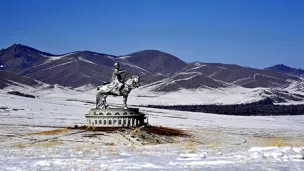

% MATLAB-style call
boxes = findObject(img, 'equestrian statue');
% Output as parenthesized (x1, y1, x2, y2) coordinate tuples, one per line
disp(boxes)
(96, 62, 140, 109)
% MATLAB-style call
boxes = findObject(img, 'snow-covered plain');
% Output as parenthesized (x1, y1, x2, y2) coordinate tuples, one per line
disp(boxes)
(0, 85, 304, 170)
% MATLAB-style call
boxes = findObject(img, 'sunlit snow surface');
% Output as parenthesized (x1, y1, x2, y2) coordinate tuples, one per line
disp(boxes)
(0, 86, 304, 170)
(0, 145, 303, 170)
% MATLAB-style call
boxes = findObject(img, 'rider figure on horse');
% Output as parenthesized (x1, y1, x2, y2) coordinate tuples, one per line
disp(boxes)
(96, 63, 140, 109)
(109, 62, 128, 95)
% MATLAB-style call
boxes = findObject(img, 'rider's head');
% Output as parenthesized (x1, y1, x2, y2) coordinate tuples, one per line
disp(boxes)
(114, 62, 120, 69)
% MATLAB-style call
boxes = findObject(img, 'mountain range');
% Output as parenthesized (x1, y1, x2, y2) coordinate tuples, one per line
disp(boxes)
(0, 44, 303, 93)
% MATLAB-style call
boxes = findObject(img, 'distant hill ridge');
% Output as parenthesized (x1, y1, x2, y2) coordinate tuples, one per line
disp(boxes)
(0, 70, 39, 89)
(0, 44, 302, 91)
(265, 64, 304, 77)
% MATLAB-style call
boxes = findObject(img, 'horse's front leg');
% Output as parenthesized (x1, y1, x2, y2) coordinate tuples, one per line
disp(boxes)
(123, 95, 128, 110)
(103, 95, 108, 109)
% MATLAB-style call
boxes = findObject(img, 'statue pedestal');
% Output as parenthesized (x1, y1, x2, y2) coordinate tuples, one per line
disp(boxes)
(85, 108, 147, 127)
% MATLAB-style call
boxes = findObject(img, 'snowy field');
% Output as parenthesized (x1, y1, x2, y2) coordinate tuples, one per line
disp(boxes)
(0, 85, 304, 170)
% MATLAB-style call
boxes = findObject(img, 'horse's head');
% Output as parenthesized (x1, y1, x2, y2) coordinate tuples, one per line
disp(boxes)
(131, 75, 140, 88)
(125, 75, 140, 88)
(120, 75, 140, 95)
(123, 75, 140, 93)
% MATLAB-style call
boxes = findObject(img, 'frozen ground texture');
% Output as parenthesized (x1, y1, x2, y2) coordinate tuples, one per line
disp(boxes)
(0, 85, 304, 170)
(0, 143, 303, 170)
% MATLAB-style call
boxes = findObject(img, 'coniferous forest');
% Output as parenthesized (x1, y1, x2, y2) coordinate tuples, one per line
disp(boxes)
(146, 98, 304, 116)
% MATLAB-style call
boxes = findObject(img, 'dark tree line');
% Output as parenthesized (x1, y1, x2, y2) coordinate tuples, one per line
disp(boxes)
(146, 98, 304, 116)
(7, 91, 36, 98)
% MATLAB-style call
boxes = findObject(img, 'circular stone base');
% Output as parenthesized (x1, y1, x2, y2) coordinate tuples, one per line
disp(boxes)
(85, 108, 146, 127)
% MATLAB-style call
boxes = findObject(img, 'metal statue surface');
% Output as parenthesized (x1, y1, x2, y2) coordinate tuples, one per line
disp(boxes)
(96, 62, 140, 109)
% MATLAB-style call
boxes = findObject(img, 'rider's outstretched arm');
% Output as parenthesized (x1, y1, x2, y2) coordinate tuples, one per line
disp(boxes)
(114, 69, 127, 75)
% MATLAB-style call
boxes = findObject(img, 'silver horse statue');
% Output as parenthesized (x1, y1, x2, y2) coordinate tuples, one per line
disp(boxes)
(96, 75, 140, 109)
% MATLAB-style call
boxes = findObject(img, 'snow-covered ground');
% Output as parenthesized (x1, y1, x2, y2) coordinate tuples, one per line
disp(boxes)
(0, 85, 304, 170)
(0, 143, 303, 170)
(78, 86, 267, 105)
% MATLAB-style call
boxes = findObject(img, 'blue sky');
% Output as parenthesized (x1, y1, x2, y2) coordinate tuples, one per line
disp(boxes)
(1, 0, 303, 68)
